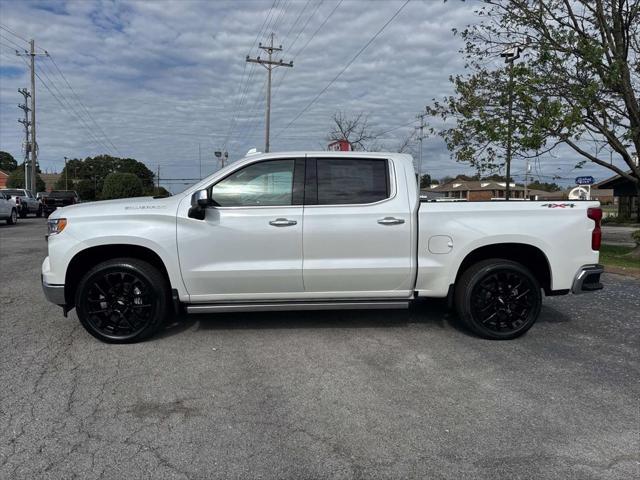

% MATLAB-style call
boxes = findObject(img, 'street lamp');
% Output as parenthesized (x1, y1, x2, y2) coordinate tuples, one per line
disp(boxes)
(501, 45, 521, 201)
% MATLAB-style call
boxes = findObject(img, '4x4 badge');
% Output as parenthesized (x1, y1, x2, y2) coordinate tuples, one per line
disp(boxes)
(540, 203, 576, 208)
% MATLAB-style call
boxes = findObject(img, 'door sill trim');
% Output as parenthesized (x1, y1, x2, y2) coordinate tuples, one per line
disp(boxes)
(185, 300, 409, 314)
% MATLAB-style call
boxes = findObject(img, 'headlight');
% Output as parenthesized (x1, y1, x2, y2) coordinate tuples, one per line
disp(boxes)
(47, 218, 67, 236)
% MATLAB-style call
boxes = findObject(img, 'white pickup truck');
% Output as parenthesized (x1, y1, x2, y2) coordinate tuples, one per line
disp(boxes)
(42, 151, 604, 343)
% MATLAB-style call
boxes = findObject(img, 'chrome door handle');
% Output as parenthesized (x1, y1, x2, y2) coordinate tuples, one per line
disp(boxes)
(269, 218, 297, 227)
(377, 217, 405, 225)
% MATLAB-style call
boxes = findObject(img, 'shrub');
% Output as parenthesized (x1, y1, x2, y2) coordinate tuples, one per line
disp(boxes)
(7, 168, 45, 192)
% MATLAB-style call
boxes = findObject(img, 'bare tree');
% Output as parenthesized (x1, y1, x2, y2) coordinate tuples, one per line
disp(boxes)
(327, 112, 380, 151)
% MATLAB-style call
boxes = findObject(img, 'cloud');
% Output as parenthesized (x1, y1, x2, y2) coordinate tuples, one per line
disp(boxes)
(0, 0, 621, 191)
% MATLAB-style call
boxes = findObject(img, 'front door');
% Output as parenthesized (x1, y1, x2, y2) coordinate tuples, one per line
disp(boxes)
(177, 158, 305, 302)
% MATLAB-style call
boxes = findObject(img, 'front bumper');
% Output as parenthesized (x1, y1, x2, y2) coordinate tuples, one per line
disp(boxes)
(42, 276, 66, 305)
(572, 264, 604, 294)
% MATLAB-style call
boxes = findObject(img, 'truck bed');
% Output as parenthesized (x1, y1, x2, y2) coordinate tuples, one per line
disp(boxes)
(415, 200, 600, 297)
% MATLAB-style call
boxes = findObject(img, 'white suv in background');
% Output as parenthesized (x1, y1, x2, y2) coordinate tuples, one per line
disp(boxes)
(0, 188, 43, 218)
(0, 192, 18, 225)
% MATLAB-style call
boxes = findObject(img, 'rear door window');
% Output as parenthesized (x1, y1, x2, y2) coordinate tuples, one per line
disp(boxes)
(315, 158, 389, 205)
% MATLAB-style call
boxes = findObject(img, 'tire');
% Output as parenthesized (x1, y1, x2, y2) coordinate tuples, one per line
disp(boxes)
(6, 208, 17, 225)
(36, 205, 43, 217)
(75, 258, 169, 343)
(454, 259, 542, 340)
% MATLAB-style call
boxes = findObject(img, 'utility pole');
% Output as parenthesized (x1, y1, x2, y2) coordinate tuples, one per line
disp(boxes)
(501, 45, 521, 201)
(157, 164, 160, 191)
(198, 143, 202, 180)
(18, 88, 31, 189)
(524, 157, 530, 199)
(415, 109, 427, 188)
(64, 156, 68, 190)
(246, 33, 293, 152)
(17, 40, 47, 193)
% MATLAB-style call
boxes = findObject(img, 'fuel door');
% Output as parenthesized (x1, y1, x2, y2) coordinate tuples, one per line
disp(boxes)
(428, 235, 453, 254)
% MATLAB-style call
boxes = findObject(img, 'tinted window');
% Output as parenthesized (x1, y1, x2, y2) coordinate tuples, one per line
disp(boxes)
(211, 159, 295, 207)
(316, 158, 388, 205)
(50, 191, 76, 198)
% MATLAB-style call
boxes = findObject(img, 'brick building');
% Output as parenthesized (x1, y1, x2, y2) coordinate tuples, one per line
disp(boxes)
(427, 179, 548, 201)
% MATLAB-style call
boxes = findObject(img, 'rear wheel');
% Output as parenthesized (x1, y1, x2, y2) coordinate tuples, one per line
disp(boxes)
(75, 258, 169, 343)
(454, 259, 542, 340)
(6, 208, 17, 225)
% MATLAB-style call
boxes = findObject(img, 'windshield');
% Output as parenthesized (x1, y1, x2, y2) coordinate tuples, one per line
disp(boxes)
(50, 191, 76, 198)
(1, 189, 25, 196)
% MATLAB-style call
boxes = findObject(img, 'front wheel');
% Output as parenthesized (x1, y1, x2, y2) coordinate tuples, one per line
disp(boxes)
(454, 259, 542, 340)
(75, 258, 169, 343)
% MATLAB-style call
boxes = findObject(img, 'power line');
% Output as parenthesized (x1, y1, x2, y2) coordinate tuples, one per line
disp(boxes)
(33, 66, 111, 153)
(246, 33, 293, 152)
(34, 58, 115, 153)
(275, 0, 411, 138)
(272, 0, 333, 99)
(47, 54, 122, 155)
(0, 23, 31, 45)
(222, 0, 281, 151)
(0, 33, 28, 52)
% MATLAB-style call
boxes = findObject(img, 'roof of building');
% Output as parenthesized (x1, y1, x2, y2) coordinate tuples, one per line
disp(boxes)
(0, 170, 8, 177)
(429, 179, 547, 196)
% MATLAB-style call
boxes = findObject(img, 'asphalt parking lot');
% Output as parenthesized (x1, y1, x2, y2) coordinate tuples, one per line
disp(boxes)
(1, 217, 638, 480)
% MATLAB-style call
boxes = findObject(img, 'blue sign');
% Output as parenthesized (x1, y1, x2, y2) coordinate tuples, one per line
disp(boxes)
(575, 176, 595, 185)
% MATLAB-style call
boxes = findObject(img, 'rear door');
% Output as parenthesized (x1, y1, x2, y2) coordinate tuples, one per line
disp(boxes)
(302, 156, 413, 298)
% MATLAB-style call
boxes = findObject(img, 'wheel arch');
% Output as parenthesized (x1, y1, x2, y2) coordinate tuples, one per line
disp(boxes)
(64, 244, 172, 307)
(454, 242, 553, 294)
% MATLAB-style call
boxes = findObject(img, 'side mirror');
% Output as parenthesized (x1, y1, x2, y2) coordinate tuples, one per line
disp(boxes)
(191, 189, 211, 208)
(188, 189, 212, 220)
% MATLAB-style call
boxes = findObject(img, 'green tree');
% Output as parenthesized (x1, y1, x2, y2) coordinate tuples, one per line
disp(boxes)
(527, 181, 562, 192)
(418, 174, 432, 188)
(426, 0, 639, 210)
(101, 172, 144, 199)
(55, 155, 156, 199)
(7, 166, 45, 192)
(75, 179, 96, 201)
(0, 151, 18, 172)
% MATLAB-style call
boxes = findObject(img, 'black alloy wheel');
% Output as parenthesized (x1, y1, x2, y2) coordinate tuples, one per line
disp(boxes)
(75, 258, 168, 343)
(455, 259, 542, 340)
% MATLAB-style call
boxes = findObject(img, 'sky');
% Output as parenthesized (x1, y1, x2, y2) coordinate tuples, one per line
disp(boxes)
(0, 0, 625, 192)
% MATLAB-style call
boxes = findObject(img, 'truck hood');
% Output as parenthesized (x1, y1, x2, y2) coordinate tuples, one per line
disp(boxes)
(49, 196, 180, 219)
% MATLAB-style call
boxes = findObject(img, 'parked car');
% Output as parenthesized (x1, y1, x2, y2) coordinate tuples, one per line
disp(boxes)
(43, 190, 80, 216)
(0, 192, 18, 225)
(0, 188, 42, 218)
(42, 151, 603, 343)
(36, 191, 50, 202)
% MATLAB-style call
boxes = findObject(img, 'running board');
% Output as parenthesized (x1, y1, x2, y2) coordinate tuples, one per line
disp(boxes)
(186, 300, 409, 314)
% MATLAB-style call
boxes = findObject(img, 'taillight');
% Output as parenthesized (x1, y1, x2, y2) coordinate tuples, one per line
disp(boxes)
(587, 207, 602, 251)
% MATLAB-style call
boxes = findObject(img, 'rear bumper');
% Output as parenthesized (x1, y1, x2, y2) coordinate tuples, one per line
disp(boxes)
(571, 264, 604, 294)
(42, 276, 66, 305)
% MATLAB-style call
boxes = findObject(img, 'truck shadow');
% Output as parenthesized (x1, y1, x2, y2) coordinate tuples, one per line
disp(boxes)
(158, 298, 461, 338)
(157, 301, 571, 340)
